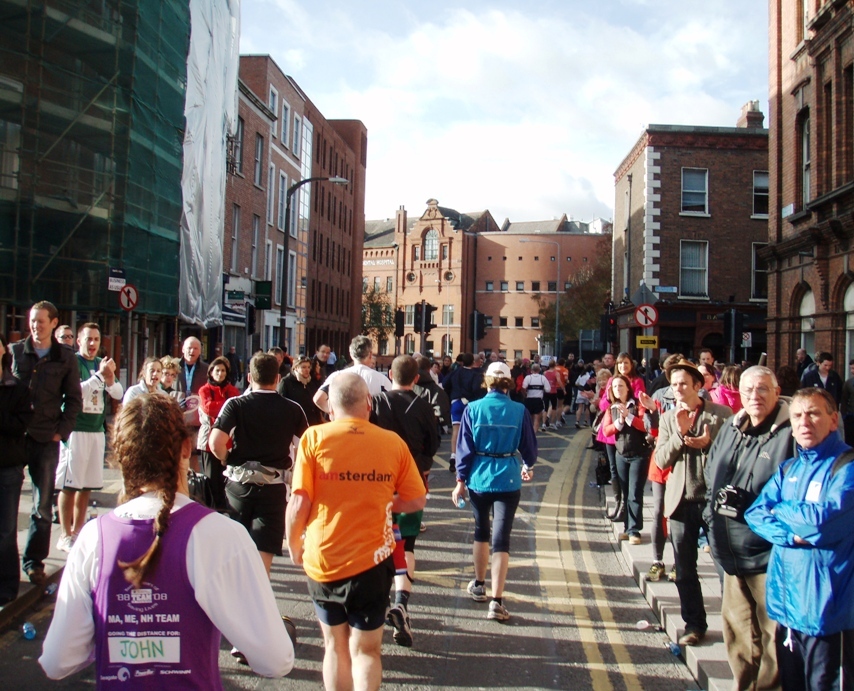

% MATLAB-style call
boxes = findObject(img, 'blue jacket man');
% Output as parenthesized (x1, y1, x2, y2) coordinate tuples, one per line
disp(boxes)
(745, 387, 854, 691)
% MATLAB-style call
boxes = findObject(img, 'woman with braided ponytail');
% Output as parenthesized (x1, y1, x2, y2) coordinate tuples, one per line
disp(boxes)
(40, 394, 293, 686)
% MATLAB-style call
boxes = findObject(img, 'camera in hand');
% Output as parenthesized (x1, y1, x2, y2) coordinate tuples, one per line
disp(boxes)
(715, 485, 751, 520)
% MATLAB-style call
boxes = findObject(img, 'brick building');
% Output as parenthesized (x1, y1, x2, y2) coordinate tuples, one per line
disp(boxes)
(222, 55, 366, 360)
(363, 199, 611, 365)
(611, 105, 769, 363)
(766, 0, 854, 370)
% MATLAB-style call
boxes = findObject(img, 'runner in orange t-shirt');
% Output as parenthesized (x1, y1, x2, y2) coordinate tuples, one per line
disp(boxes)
(287, 372, 426, 691)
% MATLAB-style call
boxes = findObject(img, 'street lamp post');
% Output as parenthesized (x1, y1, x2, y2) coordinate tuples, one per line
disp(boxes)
(520, 238, 560, 358)
(279, 176, 348, 347)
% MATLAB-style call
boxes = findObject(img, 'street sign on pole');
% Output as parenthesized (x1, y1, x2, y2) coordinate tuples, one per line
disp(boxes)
(741, 332, 752, 347)
(636, 335, 659, 348)
(108, 267, 126, 292)
(634, 304, 658, 327)
(119, 284, 139, 311)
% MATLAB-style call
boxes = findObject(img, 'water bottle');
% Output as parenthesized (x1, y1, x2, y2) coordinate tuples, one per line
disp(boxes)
(666, 641, 681, 656)
(88, 500, 98, 522)
(456, 497, 466, 509)
(635, 619, 650, 630)
(45, 583, 58, 596)
(22, 622, 36, 640)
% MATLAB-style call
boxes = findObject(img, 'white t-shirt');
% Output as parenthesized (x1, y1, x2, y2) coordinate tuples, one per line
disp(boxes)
(322, 362, 392, 396)
(40, 493, 293, 681)
(522, 373, 550, 400)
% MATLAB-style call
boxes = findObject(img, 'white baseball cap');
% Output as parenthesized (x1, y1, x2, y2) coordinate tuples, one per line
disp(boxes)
(485, 361, 512, 379)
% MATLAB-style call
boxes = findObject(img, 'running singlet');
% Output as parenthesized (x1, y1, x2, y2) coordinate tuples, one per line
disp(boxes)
(93, 502, 221, 690)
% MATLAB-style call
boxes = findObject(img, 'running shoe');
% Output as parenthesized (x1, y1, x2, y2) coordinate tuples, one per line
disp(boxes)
(668, 566, 677, 582)
(387, 603, 413, 647)
(487, 600, 510, 621)
(56, 535, 74, 553)
(646, 562, 666, 582)
(467, 580, 488, 602)
(230, 647, 248, 665)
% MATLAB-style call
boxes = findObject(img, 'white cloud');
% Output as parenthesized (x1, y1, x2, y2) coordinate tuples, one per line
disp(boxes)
(240, 1, 767, 223)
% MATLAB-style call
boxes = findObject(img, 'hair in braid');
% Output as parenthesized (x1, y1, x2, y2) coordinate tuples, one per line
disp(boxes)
(112, 394, 189, 589)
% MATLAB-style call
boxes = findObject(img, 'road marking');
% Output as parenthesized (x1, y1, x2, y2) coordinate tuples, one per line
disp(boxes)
(536, 432, 644, 691)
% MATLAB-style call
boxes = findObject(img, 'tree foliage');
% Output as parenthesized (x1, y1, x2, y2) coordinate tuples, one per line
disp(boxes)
(361, 284, 394, 343)
(533, 235, 612, 343)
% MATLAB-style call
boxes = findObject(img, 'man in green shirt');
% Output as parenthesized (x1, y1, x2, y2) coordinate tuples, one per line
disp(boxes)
(55, 323, 123, 552)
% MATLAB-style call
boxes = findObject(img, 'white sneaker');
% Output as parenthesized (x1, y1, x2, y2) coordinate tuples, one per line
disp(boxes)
(386, 603, 413, 647)
(467, 579, 488, 602)
(56, 535, 74, 553)
(487, 600, 510, 621)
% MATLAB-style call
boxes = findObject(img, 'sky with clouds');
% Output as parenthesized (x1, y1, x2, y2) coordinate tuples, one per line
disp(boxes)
(240, 0, 769, 225)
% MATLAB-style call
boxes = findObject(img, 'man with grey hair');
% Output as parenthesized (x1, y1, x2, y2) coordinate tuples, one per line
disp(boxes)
(703, 365, 792, 689)
(313, 335, 391, 414)
(288, 372, 426, 690)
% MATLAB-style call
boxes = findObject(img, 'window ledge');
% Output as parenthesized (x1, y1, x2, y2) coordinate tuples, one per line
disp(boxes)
(750, 214, 769, 220)
(679, 212, 711, 218)
(678, 295, 710, 301)
(749, 297, 768, 303)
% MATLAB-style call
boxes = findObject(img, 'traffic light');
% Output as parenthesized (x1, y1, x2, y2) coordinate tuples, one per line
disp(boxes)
(255, 280, 272, 310)
(600, 313, 617, 348)
(470, 310, 487, 342)
(423, 303, 437, 333)
(413, 303, 423, 334)
(247, 303, 256, 335)
(394, 309, 404, 338)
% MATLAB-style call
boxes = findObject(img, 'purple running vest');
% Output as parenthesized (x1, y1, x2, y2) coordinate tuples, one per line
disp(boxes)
(93, 501, 221, 689)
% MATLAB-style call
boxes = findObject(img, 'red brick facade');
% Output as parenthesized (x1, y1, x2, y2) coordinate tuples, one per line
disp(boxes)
(612, 113, 769, 362)
(766, 0, 854, 370)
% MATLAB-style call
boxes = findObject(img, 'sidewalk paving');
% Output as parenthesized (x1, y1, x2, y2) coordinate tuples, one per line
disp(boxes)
(0, 467, 122, 632)
(604, 481, 733, 691)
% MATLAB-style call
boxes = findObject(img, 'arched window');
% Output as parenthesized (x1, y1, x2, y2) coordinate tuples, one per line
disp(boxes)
(441, 334, 453, 357)
(800, 289, 815, 356)
(845, 284, 854, 365)
(424, 229, 439, 261)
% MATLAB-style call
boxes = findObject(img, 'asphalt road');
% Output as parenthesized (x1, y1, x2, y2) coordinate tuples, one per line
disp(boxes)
(0, 424, 699, 690)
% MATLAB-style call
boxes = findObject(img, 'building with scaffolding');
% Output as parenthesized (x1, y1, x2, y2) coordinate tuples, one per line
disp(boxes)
(0, 0, 205, 373)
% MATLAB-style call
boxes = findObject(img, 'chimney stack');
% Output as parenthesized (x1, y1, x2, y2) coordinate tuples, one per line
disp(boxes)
(737, 100, 765, 129)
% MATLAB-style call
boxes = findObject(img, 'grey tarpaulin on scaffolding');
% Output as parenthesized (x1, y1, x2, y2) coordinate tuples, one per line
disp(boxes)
(179, 0, 241, 327)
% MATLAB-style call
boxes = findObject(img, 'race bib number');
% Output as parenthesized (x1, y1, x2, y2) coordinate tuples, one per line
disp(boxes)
(805, 480, 822, 502)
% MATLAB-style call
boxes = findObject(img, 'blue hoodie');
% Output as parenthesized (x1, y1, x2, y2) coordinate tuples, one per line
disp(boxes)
(745, 432, 854, 636)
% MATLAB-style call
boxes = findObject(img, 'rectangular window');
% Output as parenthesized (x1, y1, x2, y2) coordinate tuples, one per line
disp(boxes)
(267, 164, 275, 224)
(386, 276, 393, 293)
(265, 240, 272, 281)
(499, 316, 508, 327)
(823, 81, 832, 194)
(268, 87, 278, 137)
(681, 168, 708, 214)
(281, 102, 290, 143)
(442, 304, 454, 325)
(234, 117, 244, 174)
(413, 246, 420, 261)
(275, 245, 284, 303)
(484, 316, 493, 328)
(485, 281, 494, 291)
(531, 281, 540, 291)
(752, 171, 769, 217)
(441, 244, 448, 260)
(752, 242, 768, 300)
(287, 251, 297, 307)
(404, 305, 414, 326)
(800, 113, 811, 207)
(679, 239, 709, 298)
(373, 276, 381, 292)
(515, 281, 524, 291)
(230, 204, 240, 273)
(292, 116, 302, 157)
(531, 317, 540, 328)
(251, 215, 260, 277)
(500, 281, 508, 291)
(278, 173, 287, 229)
(514, 350, 523, 360)
(547, 281, 557, 292)
(515, 317, 523, 327)
(379, 339, 388, 356)
(254, 134, 263, 186)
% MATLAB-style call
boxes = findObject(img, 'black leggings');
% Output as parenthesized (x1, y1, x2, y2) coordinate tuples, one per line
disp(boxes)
(469, 489, 521, 553)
